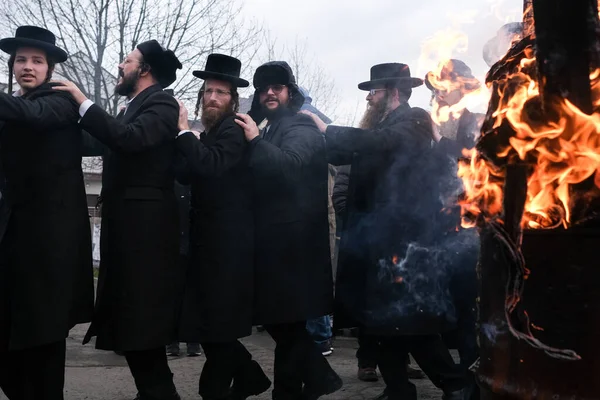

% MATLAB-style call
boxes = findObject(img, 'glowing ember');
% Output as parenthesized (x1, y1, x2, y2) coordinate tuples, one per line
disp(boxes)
(458, 48, 600, 229)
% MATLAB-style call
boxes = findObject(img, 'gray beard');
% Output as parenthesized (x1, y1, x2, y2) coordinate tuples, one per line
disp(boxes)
(359, 101, 389, 129)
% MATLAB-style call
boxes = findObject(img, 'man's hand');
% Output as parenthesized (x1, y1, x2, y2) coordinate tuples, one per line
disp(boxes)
(51, 80, 88, 105)
(235, 113, 260, 142)
(299, 110, 327, 133)
(176, 99, 190, 131)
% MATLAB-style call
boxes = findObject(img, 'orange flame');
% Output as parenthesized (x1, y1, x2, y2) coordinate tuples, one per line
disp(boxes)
(459, 50, 600, 229)
(426, 59, 490, 127)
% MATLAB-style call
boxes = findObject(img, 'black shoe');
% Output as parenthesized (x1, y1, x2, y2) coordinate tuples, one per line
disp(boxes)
(407, 364, 426, 379)
(443, 388, 468, 400)
(166, 342, 180, 357)
(302, 363, 343, 399)
(133, 393, 181, 400)
(317, 340, 333, 356)
(187, 343, 201, 357)
(358, 367, 379, 382)
(256, 325, 265, 332)
(371, 392, 402, 400)
(231, 360, 271, 399)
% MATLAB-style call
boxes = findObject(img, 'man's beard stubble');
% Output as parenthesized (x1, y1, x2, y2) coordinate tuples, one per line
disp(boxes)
(359, 94, 389, 129)
(115, 69, 139, 97)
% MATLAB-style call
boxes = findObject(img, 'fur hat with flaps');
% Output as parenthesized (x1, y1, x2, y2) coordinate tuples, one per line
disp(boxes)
(248, 61, 305, 122)
(136, 40, 182, 88)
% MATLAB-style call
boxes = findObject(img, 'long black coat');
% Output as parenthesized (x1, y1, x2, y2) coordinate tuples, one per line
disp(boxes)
(249, 111, 333, 325)
(81, 85, 182, 351)
(327, 103, 456, 336)
(0, 84, 94, 351)
(176, 114, 254, 343)
(433, 110, 482, 349)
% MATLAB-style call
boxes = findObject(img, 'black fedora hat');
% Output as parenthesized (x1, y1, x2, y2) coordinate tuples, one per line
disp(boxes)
(425, 59, 481, 92)
(483, 22, 523, 67)
(137, 40, 182, 88)
(358, 63, 423, 91)
(193, 54, 249, 88)
(0, 26, 67, 63)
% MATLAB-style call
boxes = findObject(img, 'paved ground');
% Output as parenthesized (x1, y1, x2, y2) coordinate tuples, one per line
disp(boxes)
(1, 323, 443, 400)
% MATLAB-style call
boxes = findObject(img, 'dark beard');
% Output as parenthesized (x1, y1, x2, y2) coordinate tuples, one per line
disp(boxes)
(359, 96, 389, 129)
(201, 101, 233, 131)
(115, 70, 139, 97)
(261, 100, 287, 121)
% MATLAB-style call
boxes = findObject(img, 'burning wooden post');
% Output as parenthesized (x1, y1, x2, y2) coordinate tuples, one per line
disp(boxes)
(465, 0, 600, 398)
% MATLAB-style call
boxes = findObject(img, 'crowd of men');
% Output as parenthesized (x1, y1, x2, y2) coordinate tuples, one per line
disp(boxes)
(0, 22, 521, 400)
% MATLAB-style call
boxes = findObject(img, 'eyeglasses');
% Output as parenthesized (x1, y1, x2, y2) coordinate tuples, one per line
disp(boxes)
(259, 84, 286, 95)
(201, 88, 231, 98)
(369, 89, 387, 96)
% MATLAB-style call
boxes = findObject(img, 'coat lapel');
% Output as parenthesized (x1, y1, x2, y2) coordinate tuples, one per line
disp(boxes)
(121, 84, 163, 124)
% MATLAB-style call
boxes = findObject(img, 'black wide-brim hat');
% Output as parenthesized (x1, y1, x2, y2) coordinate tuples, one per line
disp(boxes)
(137, 40, 182, 88)
(358, 63, 423, 90)
(483, 22, 523, 67)
(0, 26, 67, 63)
(424, 59, 481, 92)
(193, 53, 249, 88)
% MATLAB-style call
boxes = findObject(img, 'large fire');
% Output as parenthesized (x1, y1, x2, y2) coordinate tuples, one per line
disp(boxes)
(458, 47, 600, 229)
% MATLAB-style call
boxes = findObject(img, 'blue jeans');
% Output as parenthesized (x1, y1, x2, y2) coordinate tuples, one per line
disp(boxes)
(306, 315, 332, 344)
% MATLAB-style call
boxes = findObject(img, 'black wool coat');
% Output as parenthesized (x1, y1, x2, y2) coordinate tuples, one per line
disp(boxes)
(175, 114, 255, 343)
(248, 111, 333, 325)
(0, 84, 94, 351)
(81, 84, 182, 351)
(327, 103, 457, 336)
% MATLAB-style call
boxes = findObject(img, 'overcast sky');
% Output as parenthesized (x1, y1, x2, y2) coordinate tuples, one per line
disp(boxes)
(243, 0, 523, 124)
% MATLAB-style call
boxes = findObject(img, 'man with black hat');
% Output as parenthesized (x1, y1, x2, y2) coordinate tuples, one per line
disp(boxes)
(303, 63, 467, 400)
(426, 59, 483, 400)
(174, 53, 271, 400)
(235, 61, 342, 399)
(483, 22, 523, 67)
(55, 40, 183, 400)
(0, 25, 94, 399)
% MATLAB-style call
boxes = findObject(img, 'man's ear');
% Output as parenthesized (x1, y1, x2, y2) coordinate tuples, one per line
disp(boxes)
(390, 87, 400, 102)
(139, 63, 151, 77)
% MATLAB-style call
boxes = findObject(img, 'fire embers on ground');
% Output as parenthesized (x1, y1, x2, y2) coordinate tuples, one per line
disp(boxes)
(458, 38, 600, 230)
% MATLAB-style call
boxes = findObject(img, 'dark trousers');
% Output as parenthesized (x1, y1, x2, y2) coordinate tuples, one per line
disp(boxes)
(264, 321, 336, 398)
(0, 340, 66, 400)
(124, 347, 177, 400)
(378, 335, 465, 400)
(198, 340, 252, 399)
(356, 328, 379, 369)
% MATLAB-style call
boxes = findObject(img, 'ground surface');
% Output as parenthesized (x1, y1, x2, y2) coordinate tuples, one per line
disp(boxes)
(1, 323, 443, 400)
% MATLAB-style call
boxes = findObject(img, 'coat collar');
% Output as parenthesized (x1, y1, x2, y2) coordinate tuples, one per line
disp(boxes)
(377, 102, 411, 128)
(121, 84, 163, 123)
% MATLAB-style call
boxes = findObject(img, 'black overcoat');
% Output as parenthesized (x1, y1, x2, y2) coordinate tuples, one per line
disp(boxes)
(248, 111, 333, 325)
(0, 84, 94, 351)
(327, 103, 457, 336)
(176, 114, 254, 342)
(81, 84, 182, 351)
